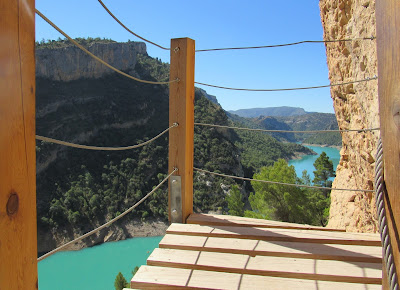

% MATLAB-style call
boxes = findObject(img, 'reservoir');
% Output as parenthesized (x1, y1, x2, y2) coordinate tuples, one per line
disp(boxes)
(38, 145, 340, 290)
(289, 145, 341, 180)
(38, 236, 162, 290)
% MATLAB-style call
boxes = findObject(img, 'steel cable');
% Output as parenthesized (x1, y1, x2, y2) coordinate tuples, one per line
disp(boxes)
(194, 167, 374, 193)
(35, 9, 177, 85)
(196, 37, 375, 52)
(195, 76, 377, 92)
(375, 138, 399, 290)
(194, 122, 380, 134)
(97, 0, 169, 50)
(36, 123, 177, 151)
(37, 168, 177, 262)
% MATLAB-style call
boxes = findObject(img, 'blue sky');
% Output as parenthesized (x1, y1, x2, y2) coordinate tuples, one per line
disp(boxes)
(35, 0, 334, 113)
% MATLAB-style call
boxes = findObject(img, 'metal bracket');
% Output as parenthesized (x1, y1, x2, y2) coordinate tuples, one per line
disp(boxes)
(170, 176, 182, 223)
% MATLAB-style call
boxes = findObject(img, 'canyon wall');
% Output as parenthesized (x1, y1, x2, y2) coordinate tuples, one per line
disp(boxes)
(319, 0, 379, 232)
(36, 42, 146, 81)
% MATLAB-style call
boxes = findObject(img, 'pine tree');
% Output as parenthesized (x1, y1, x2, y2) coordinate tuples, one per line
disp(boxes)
(114, 272, 128, 290)
(246, 159, 312, 224)
(313, 152, 335, 188)
(226, 185, 244, 216)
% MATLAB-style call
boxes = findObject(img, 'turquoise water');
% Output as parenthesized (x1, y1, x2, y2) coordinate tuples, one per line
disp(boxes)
(288, 145, 341, 179)
(38, 236, 162, 290)
(38, 145, 340, 290)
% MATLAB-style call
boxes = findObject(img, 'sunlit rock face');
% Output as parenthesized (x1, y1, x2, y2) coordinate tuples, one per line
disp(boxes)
(36, 42, 146, 81)
(319, 0, 379, 232)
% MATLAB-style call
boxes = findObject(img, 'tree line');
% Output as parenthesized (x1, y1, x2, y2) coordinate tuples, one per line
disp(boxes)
(226, 152, 335, 226)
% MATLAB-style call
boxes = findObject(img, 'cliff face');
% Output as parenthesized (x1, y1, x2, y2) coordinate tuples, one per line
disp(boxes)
(319, 0, 379, 232)
(35, 40, 248, 253)
(36, 42, 146, 81)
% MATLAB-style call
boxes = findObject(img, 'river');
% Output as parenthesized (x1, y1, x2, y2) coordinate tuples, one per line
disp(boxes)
(38, 145, 341, 290)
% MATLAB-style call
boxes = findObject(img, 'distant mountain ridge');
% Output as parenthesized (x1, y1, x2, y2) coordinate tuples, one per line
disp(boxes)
(227, 111, 342, 146)
(228, 106, 307, 118)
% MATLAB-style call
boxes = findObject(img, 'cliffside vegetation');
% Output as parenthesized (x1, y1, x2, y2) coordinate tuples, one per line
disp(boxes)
(227, 154, 334, 226)
(36, 38, 329, 239)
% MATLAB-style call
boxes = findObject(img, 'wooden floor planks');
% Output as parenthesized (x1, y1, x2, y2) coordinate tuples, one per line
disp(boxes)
(130, 214, 382, 289)
(131, 266, 381, 290)
(187, 213, 346, 232)
(159, 234, 382, 263)
(147, 248, 381, 284)
(167, 223, 381, 246)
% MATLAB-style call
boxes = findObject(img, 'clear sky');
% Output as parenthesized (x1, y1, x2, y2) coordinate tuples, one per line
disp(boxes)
(35, 0, 334, 113)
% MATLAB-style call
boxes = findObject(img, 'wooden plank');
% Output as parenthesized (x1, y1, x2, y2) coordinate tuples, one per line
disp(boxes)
(131, 265, 381, 290)
(188, 213, 346, 232)
(167, 223, 381, 246)
(159, 234, 382, 263)
(147, 248, 381, 284)
(0, 1, 37, 289)
(238, 273, 381, 290)
(376, 0, 400, 286)
(168, 38, 195, 223)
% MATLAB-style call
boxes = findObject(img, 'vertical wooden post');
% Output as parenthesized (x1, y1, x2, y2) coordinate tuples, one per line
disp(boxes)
(376, 0, 400, 288)
(168, 38, 195, 223)
(0, 0, 37, 289)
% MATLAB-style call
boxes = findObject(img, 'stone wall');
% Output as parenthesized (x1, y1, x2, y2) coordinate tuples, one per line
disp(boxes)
(319, 0, 379, 232)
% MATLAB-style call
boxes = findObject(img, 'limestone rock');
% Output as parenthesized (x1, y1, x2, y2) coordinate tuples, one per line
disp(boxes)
(319, 0, 378, 232)
(36, 41, 147, 81)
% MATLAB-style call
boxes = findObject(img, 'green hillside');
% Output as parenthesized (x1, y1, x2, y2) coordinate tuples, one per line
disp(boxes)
(36, 38, 316, 238)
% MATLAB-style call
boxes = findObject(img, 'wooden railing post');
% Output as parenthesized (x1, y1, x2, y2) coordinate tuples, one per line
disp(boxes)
(376, 0, 400, 288)
(0, 0, 38, 289)
(168, 38, 195, 223)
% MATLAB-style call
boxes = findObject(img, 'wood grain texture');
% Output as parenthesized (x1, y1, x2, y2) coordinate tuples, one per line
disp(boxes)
(0, 0, 37, 289)
(168, 38, 195, 223)
(159, 234, 382, 263)
(376, 0, 400, 287)
(167, 223, 381, 246)
(131, 265, 382, 289)
(146, 248, 381, 284)
(188, 213, 346, 232)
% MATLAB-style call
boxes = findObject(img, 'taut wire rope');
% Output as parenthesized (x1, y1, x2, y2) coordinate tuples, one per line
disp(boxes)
(194, 123, 380, 134)
(196, 37, 375, 52)
(195, 76, 377, 92)
(194, 167, 374, 193)
(37, 168, 178, 262)
(375, 138, 399, 290)
(35, 123, 177, 151)
(97, 0, 169, 51)
(96, 0, 374, 54)
(35, 9, 177, 85)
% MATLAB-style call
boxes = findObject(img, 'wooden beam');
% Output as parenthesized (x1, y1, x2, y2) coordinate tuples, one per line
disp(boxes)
(147, 248, 381, 284)
(159, 234, 382, 263)
(131, 265, 382, 290)
(167, 223, 381, 246)
(0, 0, 37, 289)
(168, 38, 195, 223)
(187, 213, 346, 232)
(376, 0, 400, 287)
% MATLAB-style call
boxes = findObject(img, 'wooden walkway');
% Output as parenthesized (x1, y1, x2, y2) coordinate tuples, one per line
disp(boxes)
(130, 214, 382, 289)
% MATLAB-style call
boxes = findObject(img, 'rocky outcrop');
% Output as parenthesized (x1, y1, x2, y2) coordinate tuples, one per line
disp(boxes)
(319, 0, 379, 232)
(36, 42, 146, 81)
(37, 218, 168, 255)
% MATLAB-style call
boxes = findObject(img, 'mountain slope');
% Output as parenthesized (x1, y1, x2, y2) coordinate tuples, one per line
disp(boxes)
(36, 38, 315, 252)
(228, 106, 307, 118)
(228, 111, 342, 146)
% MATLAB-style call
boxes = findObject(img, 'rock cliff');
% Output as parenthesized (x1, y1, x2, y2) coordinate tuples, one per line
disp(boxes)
(319, 0, 379, 232)
(36, 41, 146, 81)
